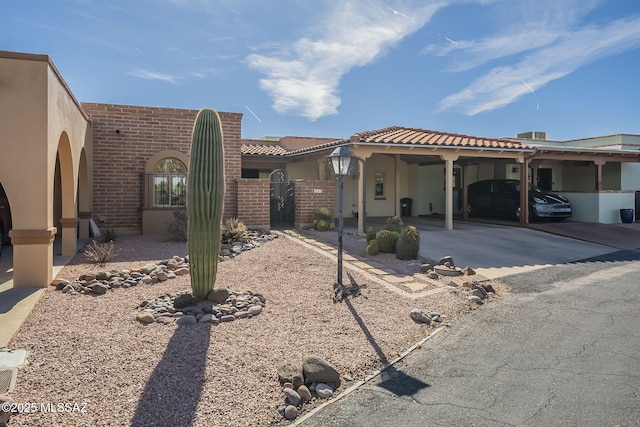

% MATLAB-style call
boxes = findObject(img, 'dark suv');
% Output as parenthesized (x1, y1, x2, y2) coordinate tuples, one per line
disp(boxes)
(467, 179, 571, 221)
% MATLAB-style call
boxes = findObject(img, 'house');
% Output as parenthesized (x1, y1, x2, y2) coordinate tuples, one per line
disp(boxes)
(2, 49, 639, 289)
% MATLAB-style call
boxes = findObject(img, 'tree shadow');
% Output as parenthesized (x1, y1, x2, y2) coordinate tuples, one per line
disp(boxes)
(131, 322, 211, 427)
(344, 298, 430, 396)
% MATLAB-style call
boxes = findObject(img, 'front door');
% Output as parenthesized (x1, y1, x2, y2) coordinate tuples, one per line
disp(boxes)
(537, 168, 553, 191)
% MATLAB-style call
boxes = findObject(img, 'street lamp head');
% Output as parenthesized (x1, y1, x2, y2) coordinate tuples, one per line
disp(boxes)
(329, 146, 352, 176)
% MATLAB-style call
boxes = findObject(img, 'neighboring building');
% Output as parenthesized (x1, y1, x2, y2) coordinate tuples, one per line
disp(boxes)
(2, 49, 640, 288)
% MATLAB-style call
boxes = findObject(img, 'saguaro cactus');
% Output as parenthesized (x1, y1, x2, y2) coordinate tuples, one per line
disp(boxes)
(187, 108, 225, 300)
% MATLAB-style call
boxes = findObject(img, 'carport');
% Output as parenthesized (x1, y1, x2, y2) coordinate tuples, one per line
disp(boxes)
(342, 127, 537, 234)
(0, 51, 92, 288)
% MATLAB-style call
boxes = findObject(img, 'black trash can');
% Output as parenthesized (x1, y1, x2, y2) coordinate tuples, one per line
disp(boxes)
(400, 198, 412, 217)
(620, 208, 634, 224)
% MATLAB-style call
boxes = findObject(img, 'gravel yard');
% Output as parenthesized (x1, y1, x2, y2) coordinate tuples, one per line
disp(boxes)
(6, 232, 505, 427)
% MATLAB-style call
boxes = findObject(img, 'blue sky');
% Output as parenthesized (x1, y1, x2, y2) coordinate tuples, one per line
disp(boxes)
(3, 0, 640, 141)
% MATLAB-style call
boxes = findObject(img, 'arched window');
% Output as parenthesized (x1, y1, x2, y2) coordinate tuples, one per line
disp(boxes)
(153, 158, 187, 207)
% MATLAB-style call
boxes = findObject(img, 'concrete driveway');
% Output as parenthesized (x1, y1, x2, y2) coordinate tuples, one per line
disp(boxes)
(361, 217, 640, 279)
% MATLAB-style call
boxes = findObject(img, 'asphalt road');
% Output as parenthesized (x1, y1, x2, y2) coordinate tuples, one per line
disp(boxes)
(299, 249, 640, 427)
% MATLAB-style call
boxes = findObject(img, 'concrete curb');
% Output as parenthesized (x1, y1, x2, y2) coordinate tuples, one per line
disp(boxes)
(292, 326, 447, 426)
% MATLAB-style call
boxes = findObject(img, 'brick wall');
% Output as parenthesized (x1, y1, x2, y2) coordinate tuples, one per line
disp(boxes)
(293, 180, 336, 228)
(237, 179, 270, 229)
(82, 103, 242, 234)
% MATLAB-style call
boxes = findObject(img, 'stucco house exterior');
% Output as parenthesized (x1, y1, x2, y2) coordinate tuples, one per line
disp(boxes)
(2, 49, 640, 289)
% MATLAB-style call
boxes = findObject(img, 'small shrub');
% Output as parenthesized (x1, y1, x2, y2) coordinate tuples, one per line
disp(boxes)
(84, 240, 116, 266)
(365, 239, 380, 256)
(167, 209, 188, 241)
(383, 216, 403, 233)
(366, 226, 377, 242)
(222, 217, 248, 243)
(376, 229, 400, 253)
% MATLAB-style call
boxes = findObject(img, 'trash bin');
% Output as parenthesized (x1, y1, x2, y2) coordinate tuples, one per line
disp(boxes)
(400, 198, 412, 217)
(620, 208, 634, 224)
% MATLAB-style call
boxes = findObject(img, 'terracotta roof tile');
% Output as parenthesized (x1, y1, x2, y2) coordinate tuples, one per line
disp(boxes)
(350, 126, 532, 150)
(241, 143, 288, 156)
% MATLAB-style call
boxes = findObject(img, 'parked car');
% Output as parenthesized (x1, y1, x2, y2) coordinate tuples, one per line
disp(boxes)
(467, 179, 571, 221)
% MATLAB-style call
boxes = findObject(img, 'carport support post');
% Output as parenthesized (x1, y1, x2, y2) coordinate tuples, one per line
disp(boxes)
(520, 158, 529, 225)
(441, 154, 459, 230)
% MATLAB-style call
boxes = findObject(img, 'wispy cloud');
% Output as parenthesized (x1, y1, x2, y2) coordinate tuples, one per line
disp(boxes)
(128, 69, 180, 83)
(438, 15, 640, 115)
(247, 1, 447, 120)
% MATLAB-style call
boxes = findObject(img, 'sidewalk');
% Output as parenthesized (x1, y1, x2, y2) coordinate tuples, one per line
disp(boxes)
(0, 245, 78, 348)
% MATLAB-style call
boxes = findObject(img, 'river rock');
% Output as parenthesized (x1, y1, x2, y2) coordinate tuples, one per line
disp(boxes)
(284, 405, 298, 420)
(315, 383, 334, 399)
(283, 388, 301, 406)
(207, 288, 230, 304)
(176, 314, 197, 325)
(409, 308, 432, 324)
(297, 385, 312, 402)
(136, 312, 155, 323)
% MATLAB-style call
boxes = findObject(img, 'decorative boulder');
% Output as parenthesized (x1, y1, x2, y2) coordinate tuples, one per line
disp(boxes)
(278, 363, 304, 389)
(174, 293, 198, 309)
(409, 308, 432, 324)
(302, 355, 340, 384)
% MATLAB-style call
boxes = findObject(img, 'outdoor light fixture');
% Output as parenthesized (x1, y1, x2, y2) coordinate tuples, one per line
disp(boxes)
(328, 146, 352, 287)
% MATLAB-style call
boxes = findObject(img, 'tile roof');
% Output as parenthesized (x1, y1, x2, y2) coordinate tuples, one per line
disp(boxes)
(241, 143, 288, 156)
(241, 126, 535, 158)
(241, 138, 343, 157)
(350, 126, 533, 150)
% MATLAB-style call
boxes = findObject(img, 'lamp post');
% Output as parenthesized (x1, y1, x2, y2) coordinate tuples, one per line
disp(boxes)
(329, 146, 352, 287)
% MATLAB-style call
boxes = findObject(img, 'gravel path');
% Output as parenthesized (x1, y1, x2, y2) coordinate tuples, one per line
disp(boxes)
(6, 233, 500, 426)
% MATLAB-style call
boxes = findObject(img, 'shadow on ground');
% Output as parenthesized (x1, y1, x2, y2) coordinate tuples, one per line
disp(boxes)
(131, 322, 211, 427)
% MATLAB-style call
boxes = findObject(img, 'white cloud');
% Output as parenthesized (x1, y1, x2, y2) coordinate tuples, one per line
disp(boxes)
(128, 69, 180, 84)
(438, 15, 640, 115)
(247, 0, 448, 120)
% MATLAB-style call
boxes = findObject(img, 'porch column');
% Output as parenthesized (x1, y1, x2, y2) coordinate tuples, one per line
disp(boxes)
(395, 155, 401, 217)
(441, 154, 459, 230)
(462, 164, 468, 220)
(357, 158, 365, 235)
(9, 227, 57, 288)
(78, 211, 91, 239)
(59, 217, 79, 256)
(520, 158, 530, 225)
(594, 159, 605, 191)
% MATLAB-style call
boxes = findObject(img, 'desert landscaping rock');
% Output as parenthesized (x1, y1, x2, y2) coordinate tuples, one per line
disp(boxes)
(283, 388, 301, 406)
(409, 308, 432, 324)
(315, 383, 334, 399)
(297, 385, 312, 402)
(302, 354, 340, 384)
(284, 405, 299, 420)
(134, 289, 266, 325)
(278, 363, 304, 389)
(469, 295, 484, 304)
(207, 288, 230, 304)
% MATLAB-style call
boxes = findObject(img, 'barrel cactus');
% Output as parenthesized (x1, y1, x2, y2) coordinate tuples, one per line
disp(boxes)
(396, 225, 420, 260)
(365, 239, 380, 256)
(366, 226, 377, 242)
(187, 108, 225, 300)
(383, 215, 403, 233)
(313, 207, 333, 231)
(376, 229, 400, 253)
